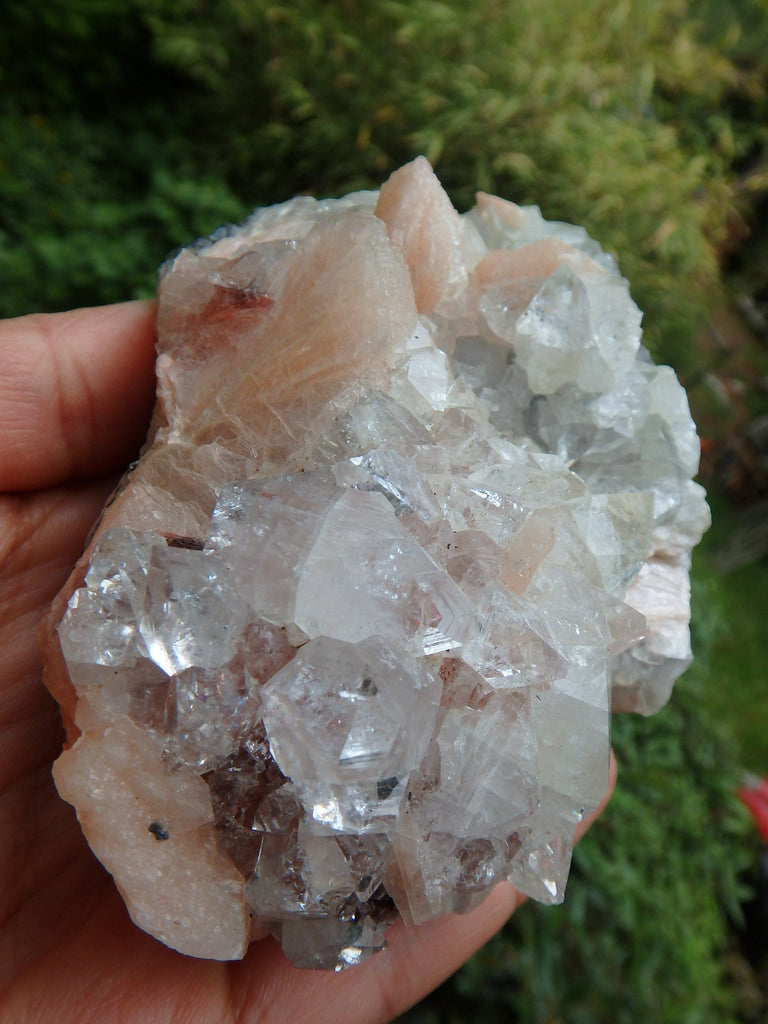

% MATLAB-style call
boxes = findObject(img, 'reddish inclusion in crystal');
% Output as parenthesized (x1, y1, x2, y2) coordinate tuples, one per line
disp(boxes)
(205, 283, 275, 319)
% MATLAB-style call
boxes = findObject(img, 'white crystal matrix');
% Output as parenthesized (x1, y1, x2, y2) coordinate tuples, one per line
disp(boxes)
(51, 158, 709, 968)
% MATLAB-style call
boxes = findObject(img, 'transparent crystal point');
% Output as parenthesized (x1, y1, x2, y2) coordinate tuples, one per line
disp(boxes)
(139, 545, 249, 676)
(261, 635, 441, 832)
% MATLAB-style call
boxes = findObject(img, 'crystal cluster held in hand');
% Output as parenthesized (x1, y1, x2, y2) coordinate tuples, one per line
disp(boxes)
(47, 158, 709, 968)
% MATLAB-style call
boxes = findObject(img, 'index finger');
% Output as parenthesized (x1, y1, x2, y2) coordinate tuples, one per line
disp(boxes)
(0, 301, 157, 492)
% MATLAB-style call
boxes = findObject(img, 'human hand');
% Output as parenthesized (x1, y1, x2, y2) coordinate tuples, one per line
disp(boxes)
(0, 302, 616, 1023)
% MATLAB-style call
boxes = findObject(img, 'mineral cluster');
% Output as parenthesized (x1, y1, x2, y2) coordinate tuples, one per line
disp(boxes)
(46, 157, 710, 969)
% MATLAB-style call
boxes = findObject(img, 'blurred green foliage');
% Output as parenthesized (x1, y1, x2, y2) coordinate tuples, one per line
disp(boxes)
(2, 1, 768, 1021)
(2, 0, 768, 365)
(693, 493, 768, 774)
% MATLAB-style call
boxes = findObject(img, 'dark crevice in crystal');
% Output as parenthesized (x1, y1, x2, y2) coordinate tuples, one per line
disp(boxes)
(204, 738, 297, 877)
(162, 533, 206, 550)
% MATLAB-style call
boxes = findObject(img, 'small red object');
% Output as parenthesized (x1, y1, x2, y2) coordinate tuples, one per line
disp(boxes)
(738, 775, 768, 846)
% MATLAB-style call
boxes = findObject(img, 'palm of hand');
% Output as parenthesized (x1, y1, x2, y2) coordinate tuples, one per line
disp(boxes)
(0, 303, 612, 1024)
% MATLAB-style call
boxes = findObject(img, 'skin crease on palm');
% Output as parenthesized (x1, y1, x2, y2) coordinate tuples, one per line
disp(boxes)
(0, 301, 616, 1024)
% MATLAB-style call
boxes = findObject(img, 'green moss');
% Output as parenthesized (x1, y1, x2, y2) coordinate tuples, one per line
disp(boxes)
(694, 493, 768, 773)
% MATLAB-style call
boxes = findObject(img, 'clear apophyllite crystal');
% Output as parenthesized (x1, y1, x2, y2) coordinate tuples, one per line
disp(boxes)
(49, 157, 709, 968)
